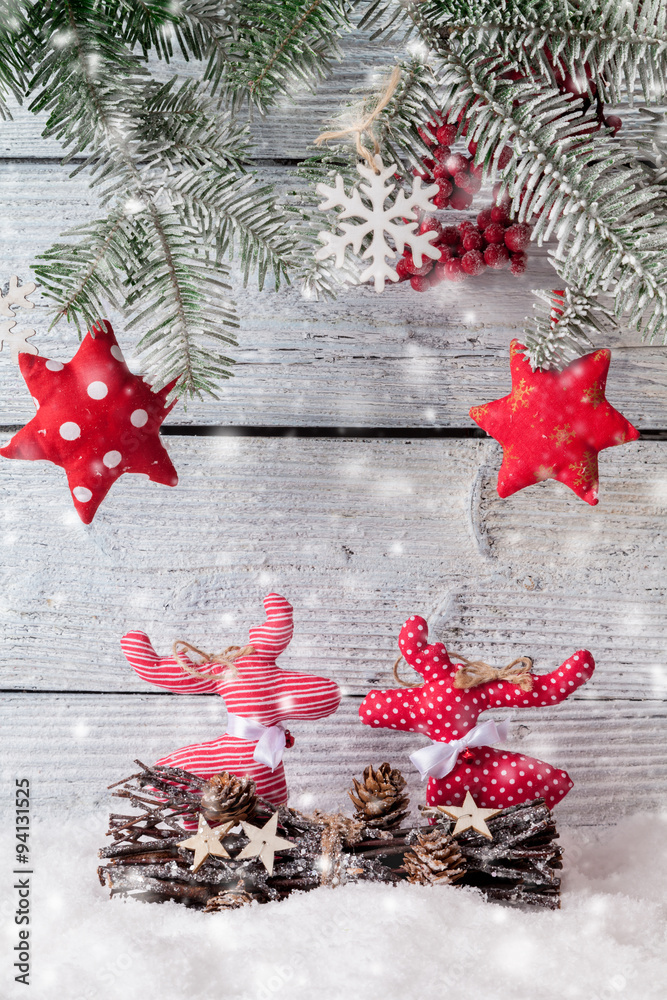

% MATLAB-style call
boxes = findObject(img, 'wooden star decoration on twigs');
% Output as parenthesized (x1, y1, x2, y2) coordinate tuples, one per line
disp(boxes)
(236, 811, 296, 876)
(437, 791, 502, 840)
(177, 816, 235, 872)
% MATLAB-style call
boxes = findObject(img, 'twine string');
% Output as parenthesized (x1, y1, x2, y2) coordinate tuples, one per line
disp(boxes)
(450, 653, 534, 691)
(315, 66, 402, 173)
(393, 651, 534, 691)
(172, 640, 256, 683)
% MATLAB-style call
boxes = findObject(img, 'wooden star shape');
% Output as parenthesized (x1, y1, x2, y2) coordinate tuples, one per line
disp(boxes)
(236, 811, 296, 876)
(0, 320, 178, 523)
(438, 791, 502, 840)
(178, 816, 235, 873)
(469, 341, 639, 505)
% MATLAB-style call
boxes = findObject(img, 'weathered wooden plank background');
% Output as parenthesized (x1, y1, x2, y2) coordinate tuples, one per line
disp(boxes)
(1, 34, 665, 829)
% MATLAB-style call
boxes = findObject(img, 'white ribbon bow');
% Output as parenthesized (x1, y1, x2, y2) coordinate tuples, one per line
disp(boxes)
(409, 718, 510, 781)
(226, 713, 287, 771)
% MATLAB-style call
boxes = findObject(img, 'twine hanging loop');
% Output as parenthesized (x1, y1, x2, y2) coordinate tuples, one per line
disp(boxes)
(172, 640, 255, 682)
(450, 653, 534, 691)
(393, 651, 534, 692)
(315, 66, 402, 173)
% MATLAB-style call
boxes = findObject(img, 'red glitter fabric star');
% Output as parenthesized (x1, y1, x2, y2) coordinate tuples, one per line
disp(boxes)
(0, 320, 178, 523)
(469, 340, 639, 505)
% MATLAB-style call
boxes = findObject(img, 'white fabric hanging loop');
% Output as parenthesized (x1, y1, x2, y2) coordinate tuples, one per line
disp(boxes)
(410, 718, 511, 781)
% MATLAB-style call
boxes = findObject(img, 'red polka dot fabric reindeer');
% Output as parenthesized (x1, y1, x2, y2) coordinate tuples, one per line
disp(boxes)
(359, 614, 595, 810)
(121, 593, 341, 805)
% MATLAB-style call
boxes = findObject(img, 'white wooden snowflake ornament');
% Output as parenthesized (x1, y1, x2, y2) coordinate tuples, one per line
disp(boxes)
(315, 155, 440, 292)
(0, 275, 38, 364)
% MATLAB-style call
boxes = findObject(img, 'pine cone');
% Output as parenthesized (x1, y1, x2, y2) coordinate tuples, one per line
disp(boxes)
(403, 829, 466, 885)
(349, 763, 409, 830)
(200, 772, 256, 824)
(204, 884, 253, 912)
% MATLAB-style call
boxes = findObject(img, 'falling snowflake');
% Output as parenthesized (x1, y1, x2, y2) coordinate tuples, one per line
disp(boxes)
(315, 155, 440, 293)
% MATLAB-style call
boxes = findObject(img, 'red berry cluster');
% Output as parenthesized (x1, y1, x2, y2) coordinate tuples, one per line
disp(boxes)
(397, 205, 531, 291)
(414, 120, 490, 211)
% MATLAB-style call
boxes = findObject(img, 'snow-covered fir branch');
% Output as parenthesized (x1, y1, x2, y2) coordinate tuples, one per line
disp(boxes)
(431, 45, 667, 345)
(522, 287, 612, 369)
(404, 0, 667, 105)
(1, 1, 353, 395)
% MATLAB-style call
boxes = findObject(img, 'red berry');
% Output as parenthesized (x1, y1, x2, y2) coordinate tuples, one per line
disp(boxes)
(490, 205, 508, 224)
(433, 163, 451, 180)
(470, 162, 484, 177)
(437, 178, 454, 199)
(410, 274, 432, 291)
(444, 152, 469, 175)
(468, 139, 478, 155)
(504, 223, 531, 252)
(436, 123, 457, 146)
(419, 216, 444, 240)
(462, 230, 483, 251)
(433, 145, 451, 163)
(483, 223, 506, 245)
(484, 244, 510, 268)
(395, 258, 411, 280)
(498, 146, 513, 169)
(605, 115, 622, 135)
(509, 251, 527, 275)
(432, 261, 448, 283)
(440, 226, 460, 246)
(423, 157, 435, 171)
(404, 253, 433, 276)
(477, 209, 492, 229)
(450, 188, 473, 210)
(434, 192, 451, 209)
(456, 170, 482, 194)
(444, 259, 467, 282)
(437, 245, 454, 262)
(461, 250, 486, 276)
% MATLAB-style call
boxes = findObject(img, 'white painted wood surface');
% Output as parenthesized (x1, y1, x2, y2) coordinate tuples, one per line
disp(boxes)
(0, 30, 665, 828)
(1, 161, 665, 429)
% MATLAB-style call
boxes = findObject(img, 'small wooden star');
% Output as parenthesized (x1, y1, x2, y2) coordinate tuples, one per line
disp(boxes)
(438, 791, 502, 840)
(236, 811, 296, 876)
(177, 816, 235, 872)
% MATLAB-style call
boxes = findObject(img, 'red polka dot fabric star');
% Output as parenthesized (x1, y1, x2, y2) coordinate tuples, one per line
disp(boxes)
(469, 340, 639, 505)
(359, 614, 595, 811)
(0, 320, 178, 523)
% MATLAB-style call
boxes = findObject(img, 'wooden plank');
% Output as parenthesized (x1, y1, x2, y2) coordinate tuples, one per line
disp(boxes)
(1, 161, 665, 429)
(0, 436, 663, 699)
(1, 692, 665, 827)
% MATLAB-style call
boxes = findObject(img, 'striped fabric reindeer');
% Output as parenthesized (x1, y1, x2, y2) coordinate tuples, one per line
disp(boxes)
(121, 593, 341, 805)
(360, 614, 595, 811)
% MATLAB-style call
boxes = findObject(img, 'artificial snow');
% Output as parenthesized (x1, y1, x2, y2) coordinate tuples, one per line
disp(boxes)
(2, 811, 667, 1000)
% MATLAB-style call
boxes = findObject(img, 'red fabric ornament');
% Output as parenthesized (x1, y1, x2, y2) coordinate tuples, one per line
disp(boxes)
(470, 340, 639, 505)
(359, 615, 595, 811)
(121, 594, 341, 807)
(0, 320, 178, 523)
